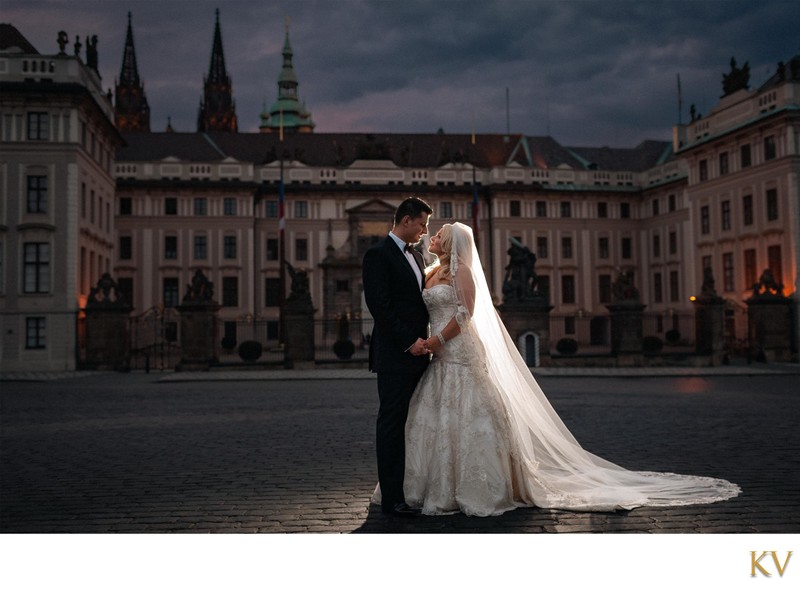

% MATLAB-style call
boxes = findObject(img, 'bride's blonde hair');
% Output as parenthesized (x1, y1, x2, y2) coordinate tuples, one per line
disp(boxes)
(425, 224, 453, 281)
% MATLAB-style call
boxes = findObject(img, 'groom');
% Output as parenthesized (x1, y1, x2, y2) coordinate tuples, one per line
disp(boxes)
(362, 197, 432, 517)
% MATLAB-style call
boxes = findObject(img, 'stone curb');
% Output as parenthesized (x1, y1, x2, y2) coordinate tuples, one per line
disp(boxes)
(1, 364, 797, 383)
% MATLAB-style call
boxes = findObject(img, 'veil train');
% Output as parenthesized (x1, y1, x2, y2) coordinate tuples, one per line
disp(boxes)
(446, 222, 740, 511)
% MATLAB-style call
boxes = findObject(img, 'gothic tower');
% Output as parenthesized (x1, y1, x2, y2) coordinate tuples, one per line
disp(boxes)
(197, 9, 238, 133)
(114, 12, 150, 132)
(259, 23, 315, 134)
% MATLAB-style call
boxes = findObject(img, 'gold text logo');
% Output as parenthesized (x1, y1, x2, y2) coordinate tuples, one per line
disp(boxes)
(751, 551, 792, 577)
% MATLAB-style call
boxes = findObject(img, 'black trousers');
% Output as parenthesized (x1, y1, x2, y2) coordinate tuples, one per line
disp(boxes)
(376, 368, 426, 511)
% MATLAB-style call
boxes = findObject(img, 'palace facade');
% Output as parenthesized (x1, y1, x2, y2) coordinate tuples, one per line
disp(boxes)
(1, 15, 797, 371)
(0, 24, 122, 372)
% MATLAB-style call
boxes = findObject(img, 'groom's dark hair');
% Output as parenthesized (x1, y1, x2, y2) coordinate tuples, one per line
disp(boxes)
(394, 196, 432, 225)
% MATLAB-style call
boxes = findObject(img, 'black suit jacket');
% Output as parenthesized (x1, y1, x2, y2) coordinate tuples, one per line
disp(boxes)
(363, 235, 430, 374)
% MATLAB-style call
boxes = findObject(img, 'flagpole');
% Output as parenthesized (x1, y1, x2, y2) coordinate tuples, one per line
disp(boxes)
(471, 128, 480, 251)
(279, 109, 286, 347)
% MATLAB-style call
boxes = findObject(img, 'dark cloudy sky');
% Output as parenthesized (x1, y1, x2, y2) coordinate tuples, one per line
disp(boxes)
(5, 0, 799, 146)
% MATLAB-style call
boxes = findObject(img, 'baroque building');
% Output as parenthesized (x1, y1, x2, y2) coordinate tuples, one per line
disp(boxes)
(111, 50, 800, 358)
(674, 56, 800, 344)
(2, 16, 798, 371)
(0, 24, 123, 371)
(113, 130, 693, 352)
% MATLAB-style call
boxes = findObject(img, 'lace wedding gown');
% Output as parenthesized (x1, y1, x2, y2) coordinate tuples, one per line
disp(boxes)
(393, 283, 740, 516)
(403, 284, 521, 516)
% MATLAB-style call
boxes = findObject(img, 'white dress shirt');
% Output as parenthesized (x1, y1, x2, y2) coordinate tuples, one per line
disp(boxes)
(389, 231, 423, 289)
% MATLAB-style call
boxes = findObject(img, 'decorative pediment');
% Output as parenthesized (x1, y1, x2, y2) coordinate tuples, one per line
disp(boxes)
(507, 137, 533, 167)
(346, 198, 396, 215)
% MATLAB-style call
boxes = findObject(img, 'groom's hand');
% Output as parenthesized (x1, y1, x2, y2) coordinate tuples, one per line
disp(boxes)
(408, 338, 430, 356)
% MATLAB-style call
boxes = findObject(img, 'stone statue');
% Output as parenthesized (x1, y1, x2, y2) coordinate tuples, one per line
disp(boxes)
(286, 261, 312, 306)
(57, 31, 68, 54)
(86, 35, 99, 73)
(73, 35, 82, 57)
(611, 269, 640, 302)
(87, 272, 124, 306)
(502, 238, 539, 302)
(751, 269, 783, 297)
(700, 267, 718, 298)
(722, 56, 750, 96)
(182, 269, 215, 304)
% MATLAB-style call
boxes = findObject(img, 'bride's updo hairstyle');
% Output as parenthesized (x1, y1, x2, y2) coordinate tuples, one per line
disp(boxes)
(435, 224, 454, 279)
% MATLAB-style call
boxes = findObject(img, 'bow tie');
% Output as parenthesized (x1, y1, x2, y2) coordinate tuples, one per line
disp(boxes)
(404, 243, 414, 252)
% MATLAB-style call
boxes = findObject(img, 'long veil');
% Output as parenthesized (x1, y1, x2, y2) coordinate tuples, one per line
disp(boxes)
(447, 222, 740, 511)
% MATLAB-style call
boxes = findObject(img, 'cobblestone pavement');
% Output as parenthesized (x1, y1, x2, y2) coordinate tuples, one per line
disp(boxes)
(1, 371, 799, 534)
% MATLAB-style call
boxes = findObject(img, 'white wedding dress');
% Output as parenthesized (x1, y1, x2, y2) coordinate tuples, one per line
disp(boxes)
(404, 283, 521, 516)
(373, 223, 740, 517)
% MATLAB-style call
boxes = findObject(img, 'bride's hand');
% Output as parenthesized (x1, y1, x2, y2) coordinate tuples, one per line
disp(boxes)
(423, 337, 443, 355)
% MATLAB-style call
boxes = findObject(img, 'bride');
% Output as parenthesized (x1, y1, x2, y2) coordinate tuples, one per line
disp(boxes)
(375, 222, 740, 516)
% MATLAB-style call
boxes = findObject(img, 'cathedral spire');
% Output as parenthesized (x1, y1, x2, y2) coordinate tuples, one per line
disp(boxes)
(259, 21, 315, 134)
(114, 12, 150, 132)
(208, 8, 227, 85)
(198, 8, 238, 132)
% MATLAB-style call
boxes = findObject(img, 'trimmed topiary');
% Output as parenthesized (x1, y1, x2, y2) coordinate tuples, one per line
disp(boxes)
(643, 335, 664, 354)
(556, 337, 578, 355)
(237, 340, 263, 362)
(333, 338, 355, 360)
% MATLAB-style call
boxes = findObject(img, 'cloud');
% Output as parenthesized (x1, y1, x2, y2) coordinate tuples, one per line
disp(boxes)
(6, 0, 799, 145)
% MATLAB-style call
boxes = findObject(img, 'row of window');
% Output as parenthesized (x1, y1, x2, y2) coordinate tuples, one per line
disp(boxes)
(24, 112, 110, 171)
(118, 196, 683, 221)
(118, 236, 309, 262)
(506, 199, 675, 219)
(523, 271, 682, 305)
(122, 276, 282, 309)
(0, 241, 110, 294)
(81, 182, 113, 232)
(2, 242, 109, 297)
(651, 195, 679, 216)
(700, 189, 779, 234)
(650, 232, 679, 258)
(698, 137, 775, 182)
(701, 245, 783, 293)
(522, 235, 651, 261)
(119, 197, 298, 219)
(24, 174, 111, 233)
(116, 243, 784, 314)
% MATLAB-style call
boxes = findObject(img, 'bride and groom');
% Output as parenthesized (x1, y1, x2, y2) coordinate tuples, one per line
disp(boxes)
(362, 197, 740, 518)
